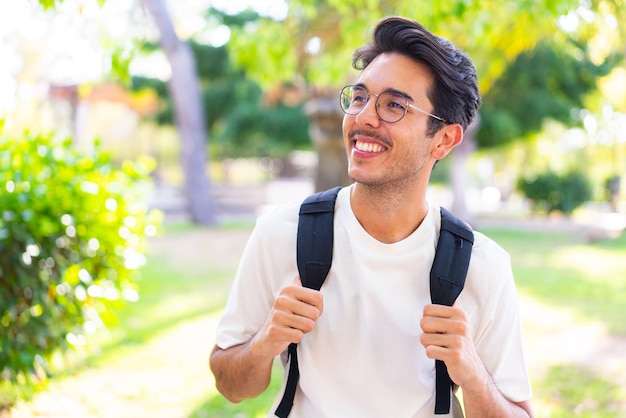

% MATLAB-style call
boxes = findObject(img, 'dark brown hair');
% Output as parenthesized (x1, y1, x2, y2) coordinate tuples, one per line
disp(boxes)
(353, 17, 481, 135)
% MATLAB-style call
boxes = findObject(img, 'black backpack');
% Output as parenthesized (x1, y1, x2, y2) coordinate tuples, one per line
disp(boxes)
(275, 186, 474, 417)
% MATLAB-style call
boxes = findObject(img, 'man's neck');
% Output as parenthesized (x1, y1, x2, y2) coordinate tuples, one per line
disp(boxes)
(349, 182, 429, 244)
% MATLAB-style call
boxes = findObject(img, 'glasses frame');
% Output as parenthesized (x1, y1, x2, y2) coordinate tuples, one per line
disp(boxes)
(339, 85, 448, 124)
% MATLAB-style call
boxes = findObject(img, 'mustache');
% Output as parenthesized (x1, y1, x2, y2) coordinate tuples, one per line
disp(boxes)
(348, 129, 391, 148)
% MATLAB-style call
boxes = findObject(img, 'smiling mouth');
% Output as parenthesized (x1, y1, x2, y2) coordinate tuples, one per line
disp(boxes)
(354, 140, 385, 153)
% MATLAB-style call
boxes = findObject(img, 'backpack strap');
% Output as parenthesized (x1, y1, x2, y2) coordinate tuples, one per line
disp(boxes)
(431, 207, 474, 414)
(296, 186, 341, 290)
(275, 186, 341, 418)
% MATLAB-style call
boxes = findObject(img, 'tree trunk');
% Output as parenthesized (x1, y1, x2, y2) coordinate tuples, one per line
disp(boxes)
(305, 93, 351, 192)
(143, 0, 216, 225)
(450, 117, 479, 223)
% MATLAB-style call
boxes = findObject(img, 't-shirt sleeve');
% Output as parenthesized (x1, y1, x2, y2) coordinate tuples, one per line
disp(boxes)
(465, 233, 532, 403)
(215, 204, 299, 350)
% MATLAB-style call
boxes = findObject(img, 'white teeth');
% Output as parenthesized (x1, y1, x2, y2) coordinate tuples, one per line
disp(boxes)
(355, 141, 384, 153)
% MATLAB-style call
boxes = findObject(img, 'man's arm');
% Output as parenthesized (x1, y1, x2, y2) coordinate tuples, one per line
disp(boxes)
(210, 277, 323, 403)
(210, 341, 273, 403)
(420, 304, 533, 418)
(456, 357, 533, 417)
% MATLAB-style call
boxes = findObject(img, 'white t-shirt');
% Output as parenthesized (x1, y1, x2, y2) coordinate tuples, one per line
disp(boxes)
(215, 186, 531, 418)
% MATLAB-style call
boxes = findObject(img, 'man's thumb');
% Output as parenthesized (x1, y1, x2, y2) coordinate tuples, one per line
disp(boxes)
(294, 276, 302, 287)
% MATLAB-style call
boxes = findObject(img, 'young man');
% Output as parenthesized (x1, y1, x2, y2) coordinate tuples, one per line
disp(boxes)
(210, 16, 533, 417)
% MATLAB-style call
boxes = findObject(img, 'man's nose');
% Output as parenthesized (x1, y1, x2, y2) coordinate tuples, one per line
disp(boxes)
(355, 95, 381, 127)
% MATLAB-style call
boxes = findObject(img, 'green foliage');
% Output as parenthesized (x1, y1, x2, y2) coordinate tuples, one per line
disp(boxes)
(517, 170, 593, 214)
(109, 46, 134, 85)
(194, 42, 311, 158)
(0, 131, 159, 387)
(37, 0, 107, 10)
(131, 76, 172, 125)
(132, 40, 312, 159)
(478, 40, 613, 147)
(225, 0, 582, 92)
(36, 0, 57, 9)
(216, 101, 311, 158)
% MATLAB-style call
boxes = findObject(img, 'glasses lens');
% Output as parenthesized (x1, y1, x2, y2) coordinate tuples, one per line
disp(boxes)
(377, 92, 408, 123)
(340, 86, 410, 123)
(340, 86, 367, 115)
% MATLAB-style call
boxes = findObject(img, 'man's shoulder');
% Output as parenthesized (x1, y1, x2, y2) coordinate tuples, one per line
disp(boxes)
(471, 229, 509, 257)
(466, 230, 513, 289)
(254, 186, 349, 237)
(255, 200, 301, 231)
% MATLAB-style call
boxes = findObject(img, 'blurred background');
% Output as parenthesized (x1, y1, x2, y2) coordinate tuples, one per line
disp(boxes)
(0, 0, 625, 417)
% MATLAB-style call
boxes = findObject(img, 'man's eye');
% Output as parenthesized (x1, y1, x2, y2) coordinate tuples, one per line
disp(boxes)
(388, 100, 406, 111)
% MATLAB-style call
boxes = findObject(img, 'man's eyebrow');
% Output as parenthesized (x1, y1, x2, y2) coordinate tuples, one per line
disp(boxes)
(386, 88, 414, 102)
(354, 82, 415, 102)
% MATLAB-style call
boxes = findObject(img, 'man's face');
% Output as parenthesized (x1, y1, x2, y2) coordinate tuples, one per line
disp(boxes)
(342, 52, 441, 188)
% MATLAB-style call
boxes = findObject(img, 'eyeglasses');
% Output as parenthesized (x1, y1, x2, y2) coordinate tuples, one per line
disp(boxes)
(339, 85, 447, 124)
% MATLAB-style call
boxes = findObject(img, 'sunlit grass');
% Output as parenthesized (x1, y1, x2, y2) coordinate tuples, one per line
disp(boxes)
(482, 229, 626, 334)
(553, 246, 626, 279)
(89, 224, 250, 363)
(189, 359, 283, 418)
(533, 364, 626, 417)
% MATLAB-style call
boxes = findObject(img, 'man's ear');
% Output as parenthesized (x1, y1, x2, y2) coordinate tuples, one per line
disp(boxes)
(432, 124, 463, 160)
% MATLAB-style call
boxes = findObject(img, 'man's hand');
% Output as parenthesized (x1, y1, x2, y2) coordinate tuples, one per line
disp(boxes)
(251, 276, 323, 359)
(419, 303, 534, 417)
(419, 304, 484, 388)
(210, 277, 323, 403)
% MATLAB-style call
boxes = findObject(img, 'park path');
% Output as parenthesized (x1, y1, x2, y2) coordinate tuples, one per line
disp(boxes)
(4, 180, 626, 417)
